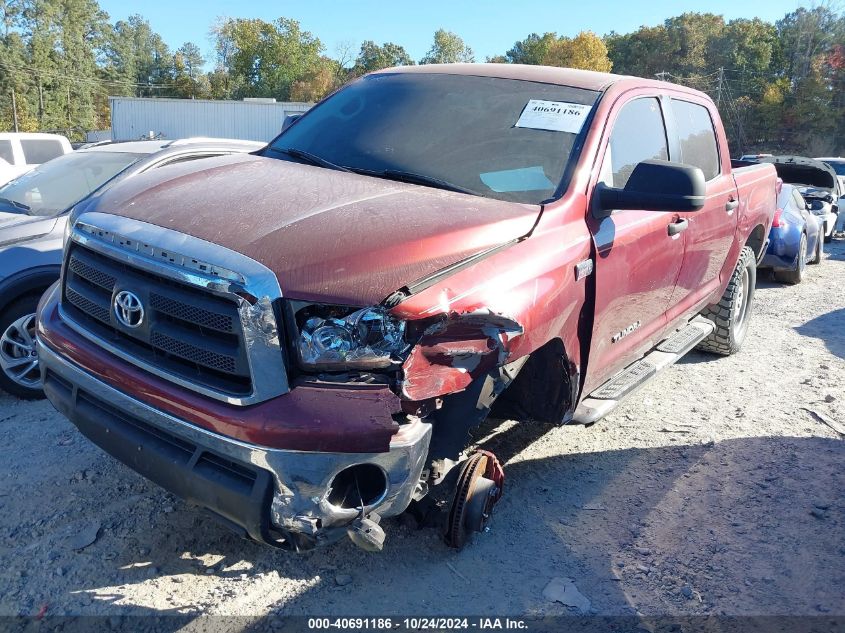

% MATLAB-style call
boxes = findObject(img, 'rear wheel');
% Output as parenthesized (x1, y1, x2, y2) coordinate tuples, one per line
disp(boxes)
(0, 296, 44, 399)
(696, 246, 756, 356)
(774, 233, 806, 284)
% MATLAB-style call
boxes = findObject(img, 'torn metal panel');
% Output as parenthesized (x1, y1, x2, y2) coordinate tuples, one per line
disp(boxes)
(401, 309, 523, 401)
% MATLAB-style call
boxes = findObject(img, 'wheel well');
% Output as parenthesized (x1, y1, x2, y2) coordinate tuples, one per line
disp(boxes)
(0, 285, 52, 320)
(490, 338, 574, 423)
(745, 224, 767, 261)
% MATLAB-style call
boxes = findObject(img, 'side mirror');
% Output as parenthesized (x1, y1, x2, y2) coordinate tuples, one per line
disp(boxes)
(594, 159, 706, 218)
(282, 114, 302, 132)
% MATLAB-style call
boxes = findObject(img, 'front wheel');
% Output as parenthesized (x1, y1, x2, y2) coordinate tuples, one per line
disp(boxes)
(696, 246, 756, 356)
(0, 296, 45, 399)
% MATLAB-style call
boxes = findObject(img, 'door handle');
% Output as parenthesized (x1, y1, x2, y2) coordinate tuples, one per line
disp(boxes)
(726, 199, 739, 214)
(668, 218, 689, 236)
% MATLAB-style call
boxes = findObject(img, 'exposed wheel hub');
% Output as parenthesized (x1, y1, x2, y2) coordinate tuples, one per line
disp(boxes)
(0, 313, 41, 389)
(443, 450, 505, 549)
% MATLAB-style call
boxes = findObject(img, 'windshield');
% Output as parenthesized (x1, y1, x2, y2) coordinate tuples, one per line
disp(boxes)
(0, 151, 143, 217)
(821, 160, 845, 176)
(266, 73, 599, 204)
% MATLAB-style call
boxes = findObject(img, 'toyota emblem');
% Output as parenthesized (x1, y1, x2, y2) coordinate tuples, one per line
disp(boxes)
(114, 290, 145, 328)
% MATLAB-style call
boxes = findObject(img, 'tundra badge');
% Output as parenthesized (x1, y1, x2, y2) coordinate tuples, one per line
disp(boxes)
(612, 321, 641, 343)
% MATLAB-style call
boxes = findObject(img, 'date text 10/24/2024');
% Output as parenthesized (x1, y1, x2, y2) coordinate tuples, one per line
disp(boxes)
(307, 617, 528, 630)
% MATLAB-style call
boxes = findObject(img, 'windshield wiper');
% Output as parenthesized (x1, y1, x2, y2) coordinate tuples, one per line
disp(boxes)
(268, 147, 351, 173)
(0, 197, 30, 212)
(376, 169, 477, 196)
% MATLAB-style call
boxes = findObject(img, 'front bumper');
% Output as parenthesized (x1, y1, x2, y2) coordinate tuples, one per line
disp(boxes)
(38, 338, 431, 550)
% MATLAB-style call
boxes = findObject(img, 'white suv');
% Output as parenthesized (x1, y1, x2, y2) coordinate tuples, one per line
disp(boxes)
(0, 133, 73, 186)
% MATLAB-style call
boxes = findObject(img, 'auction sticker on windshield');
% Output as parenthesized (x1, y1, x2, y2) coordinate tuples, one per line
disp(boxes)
(515, 100, 592, 133)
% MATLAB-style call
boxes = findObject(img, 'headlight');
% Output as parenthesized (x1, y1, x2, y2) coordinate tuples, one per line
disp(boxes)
(297, 305, 409, 371)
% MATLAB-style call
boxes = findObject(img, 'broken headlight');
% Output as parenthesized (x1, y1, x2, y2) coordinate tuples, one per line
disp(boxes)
(296, 305, 409, 371)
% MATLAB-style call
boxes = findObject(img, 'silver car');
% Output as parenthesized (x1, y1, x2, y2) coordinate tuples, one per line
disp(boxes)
(0, 138, 264, 398)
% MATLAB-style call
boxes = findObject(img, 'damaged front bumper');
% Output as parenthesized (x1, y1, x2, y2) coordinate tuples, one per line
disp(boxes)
(37, 338, 431, 551)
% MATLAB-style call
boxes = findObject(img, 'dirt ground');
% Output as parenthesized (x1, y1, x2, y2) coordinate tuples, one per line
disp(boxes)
(0, 240, 843, 624)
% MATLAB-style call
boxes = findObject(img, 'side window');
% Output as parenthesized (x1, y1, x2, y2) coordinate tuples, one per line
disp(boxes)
(603, 98, 668, 189)
(0, 140, 13, 164)
(670, 100, 720, 180)
(21, 139, 64, 164)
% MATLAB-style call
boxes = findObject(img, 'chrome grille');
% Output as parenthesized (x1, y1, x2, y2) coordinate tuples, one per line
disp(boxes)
(59, 213, 289, 405)
(63, 243, 252, 396)
(150, 331, 237, 374)
(149, 293, 234, 333)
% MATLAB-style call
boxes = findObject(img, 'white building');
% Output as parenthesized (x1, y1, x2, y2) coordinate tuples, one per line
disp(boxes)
(109, 97, 312, 143)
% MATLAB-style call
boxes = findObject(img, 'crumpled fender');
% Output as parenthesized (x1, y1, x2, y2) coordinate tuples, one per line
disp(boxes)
(400, 309, 523, 401)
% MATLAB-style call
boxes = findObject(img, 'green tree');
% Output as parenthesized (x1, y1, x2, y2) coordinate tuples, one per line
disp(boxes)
(504, 32, 556, 65)
(351, 40, 413, 76)
(419, 28, 474, 64)
(605, 25, 675, 77)
(212, 17, 324, 100)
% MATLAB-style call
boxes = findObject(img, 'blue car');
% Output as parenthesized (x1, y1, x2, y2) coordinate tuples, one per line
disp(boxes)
(760, 183, 823, 284)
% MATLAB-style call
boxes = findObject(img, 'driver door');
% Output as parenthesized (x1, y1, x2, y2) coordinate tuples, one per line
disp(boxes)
(583, 95, 686, 393)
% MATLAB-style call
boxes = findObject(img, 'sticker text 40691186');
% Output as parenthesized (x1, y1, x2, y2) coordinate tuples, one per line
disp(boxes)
(515, 100, 592, 134)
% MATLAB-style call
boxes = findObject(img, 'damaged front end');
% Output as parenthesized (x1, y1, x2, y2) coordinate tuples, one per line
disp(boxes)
(284, 299, 528, 549)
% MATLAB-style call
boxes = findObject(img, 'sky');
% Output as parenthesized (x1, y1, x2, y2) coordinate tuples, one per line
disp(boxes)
(97, 0, 808, 67)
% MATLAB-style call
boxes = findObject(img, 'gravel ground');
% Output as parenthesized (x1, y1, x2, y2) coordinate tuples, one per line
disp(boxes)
(0, 240, 843, 623)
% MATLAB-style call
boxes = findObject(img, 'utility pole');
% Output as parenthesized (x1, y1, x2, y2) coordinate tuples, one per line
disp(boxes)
(655, 71, 668, 82)
(715, 67, 724, 107)
(38, 80, 44, 125)
(11, 88, 18, 133)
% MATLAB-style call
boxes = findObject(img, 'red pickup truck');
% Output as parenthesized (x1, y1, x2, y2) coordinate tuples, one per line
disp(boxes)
(37, 65, 777, 552)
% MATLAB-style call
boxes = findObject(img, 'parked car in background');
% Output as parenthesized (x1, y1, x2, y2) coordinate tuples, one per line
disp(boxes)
(37, 65, 777, 552)
(800, 187, 838, 242)
(754, 156, 840, 243)
(0, 132, 73, 186)
(760, 184, 823, 284)
(0, 137, 264, 399)
(0, 158, 13, 186)
(739, 153, 773, 161)
(816, 156, 845, 191)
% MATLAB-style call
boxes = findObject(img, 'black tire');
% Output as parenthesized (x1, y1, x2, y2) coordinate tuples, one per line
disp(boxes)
(696, 246, 756, 356)
(0, 295, 45, 400)
(809, 233, 823, 265)
(774, 233, 806, 284)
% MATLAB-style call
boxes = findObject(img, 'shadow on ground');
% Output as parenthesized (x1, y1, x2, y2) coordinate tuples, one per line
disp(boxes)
(2, 404, 842, 628)
(795, 307, 845, 360)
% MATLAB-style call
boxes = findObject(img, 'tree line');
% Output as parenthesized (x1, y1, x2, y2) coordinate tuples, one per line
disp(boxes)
(1, 0, 843, 155)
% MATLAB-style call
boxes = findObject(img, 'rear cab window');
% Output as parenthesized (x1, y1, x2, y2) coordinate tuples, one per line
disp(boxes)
(670, 99, 720, 180)
(21, 139, 65, 165)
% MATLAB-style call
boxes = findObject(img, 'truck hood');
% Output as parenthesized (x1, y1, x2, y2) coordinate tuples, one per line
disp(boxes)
(80, 154, 541, 305)
(760, 156, 839, 194)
